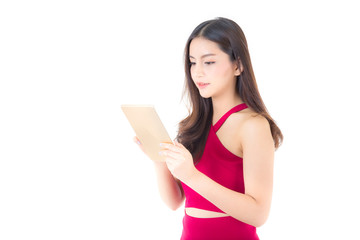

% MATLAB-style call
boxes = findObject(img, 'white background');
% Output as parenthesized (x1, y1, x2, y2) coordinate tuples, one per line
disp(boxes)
(1, 0, 359, 239)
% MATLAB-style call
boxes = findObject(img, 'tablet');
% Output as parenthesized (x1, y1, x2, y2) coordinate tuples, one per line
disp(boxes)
(121, 104, 173, 162)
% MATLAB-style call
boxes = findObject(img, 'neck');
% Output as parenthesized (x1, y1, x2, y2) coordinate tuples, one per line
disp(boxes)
(211, 93, 243, 124)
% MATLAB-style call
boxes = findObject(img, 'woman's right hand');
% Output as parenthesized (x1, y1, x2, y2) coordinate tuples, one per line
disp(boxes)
(133, 135, 184, 209)
(133, 136, 166, 164)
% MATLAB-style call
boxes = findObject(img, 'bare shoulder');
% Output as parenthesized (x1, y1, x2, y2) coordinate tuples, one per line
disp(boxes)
(231, 108, 269, 132)
(228, 107, 271, 141)
(241, 113, 270, 134)
(238, 112, 274, 151)
(218, 108, 272, 157)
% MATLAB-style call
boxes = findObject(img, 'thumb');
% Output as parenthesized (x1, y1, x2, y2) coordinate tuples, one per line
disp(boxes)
(174, 140, 183, 148)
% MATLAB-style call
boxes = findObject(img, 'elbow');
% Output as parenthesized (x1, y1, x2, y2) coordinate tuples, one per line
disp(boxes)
(241, 215, 268, 228)
(168, 204, 180, 211)
(167, 200, 183, 211)
(237, 204, 270, 227)
(249, 210, 270, 227)
(247, 198, 271, 227)
(251, 216, 268, 228)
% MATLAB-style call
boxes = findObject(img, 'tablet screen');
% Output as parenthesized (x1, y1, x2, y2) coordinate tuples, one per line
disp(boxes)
(121, 105, 173, 162)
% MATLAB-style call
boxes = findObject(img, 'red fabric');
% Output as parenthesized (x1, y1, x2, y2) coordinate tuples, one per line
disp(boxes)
(180, 103, 259, 239)
(181, 213, 259, 240)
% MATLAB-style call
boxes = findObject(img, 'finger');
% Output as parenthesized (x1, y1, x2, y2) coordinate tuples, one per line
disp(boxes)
(133, 136, 141, 145)
(159, 150, 184, 161)
(160, 143, 182, 153)
(174, 140, 185, 149)
(133, 136, 145, 152)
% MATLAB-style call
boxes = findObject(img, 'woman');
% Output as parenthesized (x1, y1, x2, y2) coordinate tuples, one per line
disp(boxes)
(134, 17, 282, 240)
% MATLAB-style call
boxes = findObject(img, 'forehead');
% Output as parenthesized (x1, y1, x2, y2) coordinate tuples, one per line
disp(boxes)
(189, 37, 224, 58)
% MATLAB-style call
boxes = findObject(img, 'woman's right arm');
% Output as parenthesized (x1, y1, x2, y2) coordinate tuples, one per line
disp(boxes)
(153, 161, 185, 210)
(133, 137, 185, 210)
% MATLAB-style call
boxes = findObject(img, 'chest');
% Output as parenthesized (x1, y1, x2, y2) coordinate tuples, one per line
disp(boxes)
(214, 118, 243, 158)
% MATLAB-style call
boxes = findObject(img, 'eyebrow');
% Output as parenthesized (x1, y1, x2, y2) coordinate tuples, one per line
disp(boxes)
(189, 53, 216, 59)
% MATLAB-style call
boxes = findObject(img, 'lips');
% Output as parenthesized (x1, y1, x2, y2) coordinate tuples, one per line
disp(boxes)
(197, 82, 210, 89)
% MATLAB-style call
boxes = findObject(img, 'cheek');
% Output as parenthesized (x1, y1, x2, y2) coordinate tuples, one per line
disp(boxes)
(210, 64, 232, 79)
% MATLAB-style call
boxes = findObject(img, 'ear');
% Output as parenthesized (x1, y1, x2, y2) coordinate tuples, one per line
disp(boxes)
(234, 59, 244, 76)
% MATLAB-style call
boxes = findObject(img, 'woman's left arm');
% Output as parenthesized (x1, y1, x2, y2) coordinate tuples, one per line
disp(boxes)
(160, 116, 274, 227)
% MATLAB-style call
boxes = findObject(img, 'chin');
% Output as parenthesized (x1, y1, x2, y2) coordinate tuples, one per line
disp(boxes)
(199, 93, 212, 99)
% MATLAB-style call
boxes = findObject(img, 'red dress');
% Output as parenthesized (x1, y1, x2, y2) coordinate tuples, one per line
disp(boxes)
(180, 103, 259, 240)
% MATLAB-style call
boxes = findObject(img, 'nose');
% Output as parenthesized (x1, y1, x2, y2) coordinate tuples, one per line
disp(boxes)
(192, 64, 204, 78)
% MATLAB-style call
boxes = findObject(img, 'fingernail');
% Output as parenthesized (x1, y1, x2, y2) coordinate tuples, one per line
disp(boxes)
(158, 151, 163, 156)
(160, 143, 164, 147)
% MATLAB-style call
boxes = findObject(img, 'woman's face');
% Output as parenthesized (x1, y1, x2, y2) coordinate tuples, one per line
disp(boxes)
(189, 37, 241, 99)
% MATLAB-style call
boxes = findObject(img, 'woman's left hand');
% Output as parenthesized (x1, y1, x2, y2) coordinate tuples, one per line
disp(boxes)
(159, 141, 198, 183)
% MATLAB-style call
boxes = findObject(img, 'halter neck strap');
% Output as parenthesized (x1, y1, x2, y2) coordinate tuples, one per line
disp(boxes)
(213, 103, 248, 132)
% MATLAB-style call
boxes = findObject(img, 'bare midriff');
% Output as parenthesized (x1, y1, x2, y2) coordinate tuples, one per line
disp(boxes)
(185, 207, 229, 218)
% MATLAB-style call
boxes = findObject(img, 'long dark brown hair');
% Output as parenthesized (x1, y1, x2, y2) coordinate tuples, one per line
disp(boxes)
(176, 17, 283, 162)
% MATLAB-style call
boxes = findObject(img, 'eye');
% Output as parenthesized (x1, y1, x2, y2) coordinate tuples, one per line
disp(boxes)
(189, 62, 196, 66)
(205, 61, 215, 65)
